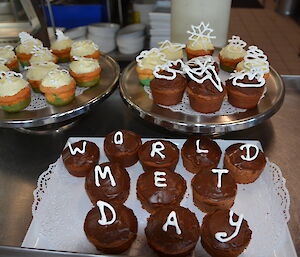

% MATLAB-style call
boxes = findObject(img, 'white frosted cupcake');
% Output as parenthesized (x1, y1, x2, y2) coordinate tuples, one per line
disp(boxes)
(70, 40, 100, 60)
(159, 40, 185, 61)
(0, 63, 10, 72)
(29, 46, 57, 65)
(51, 29, 73, 63)
(0, 46, 18, 72)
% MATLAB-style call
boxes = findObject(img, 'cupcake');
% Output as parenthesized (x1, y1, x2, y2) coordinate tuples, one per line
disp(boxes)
(85, 162, 130, 205)
(219, 35, 247, 72)
(29, 45, 57, 65)
(26, 62, 58, 93)
(70, 40, 100, 60)
(104, 130, 142, 167)
(15, 32, 43, 67)
(192, 168, 237, 213)
(186, 22, 215, 59)
(226, 68, 265, 109)
(62, 140, 100, 177)
(84, 200, 137, 253)
(145, 206, 200, 257)
(158, 40, 185, 61)
(69, 57, 101, 87)
(224, 143, 267, 184)
(51, 29, 73, 63)
(0, 45, 19, 72)
(150, 60, 187, 106)
(136, 48, 167, 86)
(236, 45, 270, 79)
(181, 136, 222, 174)
(201, 210, 252, 257)
(136, 170, 187, 213)
(0, 63, 10, 72)
(40, 69, 76, 106)
(184, 60, 225, 113)
(0, 71, 31, 112)
(138, 140, 179, 172)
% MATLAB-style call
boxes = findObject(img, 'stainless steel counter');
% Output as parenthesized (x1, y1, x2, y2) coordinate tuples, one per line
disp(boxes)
(0, 75, 299, 256)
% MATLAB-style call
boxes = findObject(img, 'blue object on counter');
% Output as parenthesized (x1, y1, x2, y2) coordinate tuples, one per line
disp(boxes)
(44, 4, 107, 29)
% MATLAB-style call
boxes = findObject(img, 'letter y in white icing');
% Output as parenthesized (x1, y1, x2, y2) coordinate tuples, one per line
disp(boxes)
(94, 165, 116, 187)
(68, 141, 87, 155)
(97, 200, 116, 225)
(240, 144, 259, 161)
(211, 169, 229, 188)
(114, 131, 123, 145)
(163, 211, 182, 235)
(154, 171, 167, 187)
(150, 141, 165, 159)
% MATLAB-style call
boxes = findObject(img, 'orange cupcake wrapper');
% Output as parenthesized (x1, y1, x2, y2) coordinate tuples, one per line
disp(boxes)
(28, 79, 41, 89)
(186, 48, 214, 59)
(46, 90, 74, 102)
(0, 87, 30, 105)
(52, 48, 71, 58)
(70, 50, 101, 61)
(70, 67, 101, 82)
(6, 57, 18, 69)
(16, 52, 32, 62)
(40, 79, 76, 94)
(219, 54, 244, 67)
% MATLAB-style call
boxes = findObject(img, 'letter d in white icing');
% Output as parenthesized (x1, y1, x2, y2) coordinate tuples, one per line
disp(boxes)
(150, 141, 165, 159)
(114, 131, 123, 145)
(240, 144, 259, 161)
(94, 165, 116, 187)
(97, 200, 116, 225)
(163, 211, 182, 235)
(154, 171, 167, 187)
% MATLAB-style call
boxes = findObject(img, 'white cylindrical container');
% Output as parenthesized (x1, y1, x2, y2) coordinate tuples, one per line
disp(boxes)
(171, 0, 232, 48)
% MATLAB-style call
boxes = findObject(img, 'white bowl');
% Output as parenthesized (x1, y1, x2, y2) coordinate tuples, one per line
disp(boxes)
(64, 26, 87, 39)
(88, 23, 120, 35)
(118, 36, 145, 55)
(117, 24, 145, 39)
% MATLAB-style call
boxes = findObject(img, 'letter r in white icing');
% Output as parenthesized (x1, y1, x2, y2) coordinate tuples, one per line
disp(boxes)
(150, 141, 165, 159)
(211, 169, 229, 188)
(97, 200, 116, 225)
(163, 211, 182, 235)
(94, 165, 116, 187)
(154, 171, 167, 187)
(68, 141, 87, 155)
(114, 131, 123, 145)
(240, 144, 259, 161)
(196, 139, 209, 154)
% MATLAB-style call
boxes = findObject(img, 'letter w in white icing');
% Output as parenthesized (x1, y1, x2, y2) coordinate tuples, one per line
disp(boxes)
(68, 141, 86, 155)
(162, 211, 182, 235)
(94, 165, 116, 187)
(150, 141, 165, 159)
(97, 200, 116, 225)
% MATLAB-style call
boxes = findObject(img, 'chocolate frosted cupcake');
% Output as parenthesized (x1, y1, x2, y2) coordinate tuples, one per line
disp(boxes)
(85, 162, 130, 205)
(181, 136, 222, 174)
(104, 130, 142, 167)
(62, 140, 100, 177)
(136, 170, 187, 213)
(145, 206, 200, 257)
(201, 209, 252, 257)
(150, 60, 187, 106)
(192, 168, 237, 213)
(226, 68, 265, 109)
(84, 201, 138, 253)
(138, 140, 179, 172)
(224, 143, 266, 184)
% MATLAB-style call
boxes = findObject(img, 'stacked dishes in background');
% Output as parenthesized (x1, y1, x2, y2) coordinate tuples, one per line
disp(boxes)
(64, 26, 87, 41)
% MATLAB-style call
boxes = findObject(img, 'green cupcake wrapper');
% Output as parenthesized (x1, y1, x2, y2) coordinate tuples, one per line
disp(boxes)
(220, 63, 235, 73)
(47, 93, 75, 106)
(76, 77, 100, 87)
(19, 60, 30, 68)
(57, 57, 70, 63)
(139, 78, 153, 87)
(32, 87, 41, 93)
(1, 96, 31, 112)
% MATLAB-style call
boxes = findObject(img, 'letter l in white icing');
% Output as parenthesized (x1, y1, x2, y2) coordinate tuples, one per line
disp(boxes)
(97, 200, 116, 225)
(94, 165, 116, 187)
(150, 141, 165, 159)
(196, 139, 209, 154)
(68, 141, 87, 155)
(240, 144, 259, 161)
(114, 131, 123, 145)
(162, 211, 182, 235)
(154, 171, 167, 187)
(211, 169, 229, 188)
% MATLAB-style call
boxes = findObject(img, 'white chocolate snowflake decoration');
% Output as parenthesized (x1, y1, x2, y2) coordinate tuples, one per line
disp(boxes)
(159, 40, 185, 53)
(136, 48, 167, 69)
(56, 29, 69, 41)
(186, 55, 215, 68)
(244, 46, 269, 73)
(153, 59, 185, 80)
(229, 68, 265, 88)
(19, 32, 39, 45)
(227, 35, 247, 53)
(187, 22, 216, 46)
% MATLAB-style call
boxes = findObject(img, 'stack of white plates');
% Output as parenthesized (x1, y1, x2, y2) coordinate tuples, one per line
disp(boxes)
(64, 26, 87, 41)
(116, 24, 145, 55)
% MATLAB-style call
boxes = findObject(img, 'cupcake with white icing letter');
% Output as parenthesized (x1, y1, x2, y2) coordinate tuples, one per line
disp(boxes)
(29, 45, 57, 65)
(51, 29, 73, 63)
(0, 71, 31, 112)
(0, 46, 19, 72)
(69, 57, 101, 87)
(70, 40, 100, 61)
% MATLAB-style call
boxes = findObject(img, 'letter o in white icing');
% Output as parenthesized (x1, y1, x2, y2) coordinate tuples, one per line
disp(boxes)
(114, 131, 123, 145)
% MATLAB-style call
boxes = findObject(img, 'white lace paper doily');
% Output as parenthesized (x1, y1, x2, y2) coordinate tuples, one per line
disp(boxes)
(24, 138, 291, 257)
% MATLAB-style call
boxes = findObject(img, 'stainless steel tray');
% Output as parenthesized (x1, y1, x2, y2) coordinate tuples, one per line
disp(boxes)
(0, 55, 120, 128)
(120, 62, 285, 134)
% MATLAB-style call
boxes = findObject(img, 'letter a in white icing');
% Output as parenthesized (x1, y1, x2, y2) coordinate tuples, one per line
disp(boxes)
(150, 141, 165, 159)
(114, 131, 123, 145)
(211, 169, 229, 188)
(215, 210, 244, 243)
(97, 200, 116, 225)
(94, 165, 116, 187)
(196, 139, 209, 154)
(240, 144, 259, 161)
(162, 211, 182, 235)
(154, 171, 167, 187)
(68, 141, 87, 155)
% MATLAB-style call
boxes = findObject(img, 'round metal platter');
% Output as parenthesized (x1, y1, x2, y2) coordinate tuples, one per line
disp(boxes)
(0, 55, 120, 128)
(120, 61, 285, 134)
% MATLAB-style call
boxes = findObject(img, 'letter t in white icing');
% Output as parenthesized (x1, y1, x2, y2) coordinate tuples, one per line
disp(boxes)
(196, 139, 209, 154)
(68, 141, 86, 155)
(154, 171, 167, 187)
(97, 200, 117, 225)
(163, 211, 182, 235)
(114, 131, 123, 145)
(211, 169, 229, 188)
(150, 141, 165, 159)
(94, 165, 116, 187)
(240, 144, 259, 161)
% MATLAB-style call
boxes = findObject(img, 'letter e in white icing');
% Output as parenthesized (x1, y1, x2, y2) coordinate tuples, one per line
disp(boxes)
(68, 141, 87, 155)
(150, 141, 165, 159)
(154, 171, 167, 187)
(162, 211, 182, 235)
(97, 200, 116, 225)
(196, 139, 209, 154)
(215, 210, 244, 243)
(211, 169, 229, 188)
(94, 165, 116, 187)
(240, 144, 259, 161)
(114, 131, 123, 145)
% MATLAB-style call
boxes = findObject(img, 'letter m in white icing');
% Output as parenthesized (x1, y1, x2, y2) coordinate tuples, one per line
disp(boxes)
(94, 165, 116, 187)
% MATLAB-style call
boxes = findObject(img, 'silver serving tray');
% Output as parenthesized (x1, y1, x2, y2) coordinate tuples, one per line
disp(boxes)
(0, 55, 120, 128)
(120, 62, 285, 134)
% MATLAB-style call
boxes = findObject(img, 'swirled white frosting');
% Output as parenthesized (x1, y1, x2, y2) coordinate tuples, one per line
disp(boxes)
(159, 40, 185, 61)
(70, 40, 99, 57)
(0, 46, 16, 60)
(16, 39, 43, 54)
(70, 58, 100, 74)
(26, 62, 59, 81)
(41, 69, 72, 88)
(0, 73, 29, 97)
(51, 39, 73, 51)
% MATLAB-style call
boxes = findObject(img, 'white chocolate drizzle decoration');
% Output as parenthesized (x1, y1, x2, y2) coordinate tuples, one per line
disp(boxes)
(227, 35, 247, 53)
(56, 29, 69, 41)
(31, 45, 53, 56)
(97, 200, 117, 225)
(186, 55, 215, 67)
(159, 40, 185, 53)
(0, 71, 23, 80)
(211, 169, 229, 188)
(154, 171, 167, 187)
(150, 141, 165, 159)
(48, 69, 69, 85)
(114, 131, 123, 145)
(196, 139, 209, 154)
(94, 165, 116, 187)
(19, 32, 39, 45)
(136, 48, 167, 69)
(72, 56, 94, 61)
(244, 46, 269, 73)
(72, 40, 98, 51)
(187, 22, 216, 47)
(229, 68, 265, 88)
(67, 141, 86, 155)
(215, 210, 244, 243)
(163, 211, 182, 235)
(240, 144, 259, 161)
(153, 59, 185, 80)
